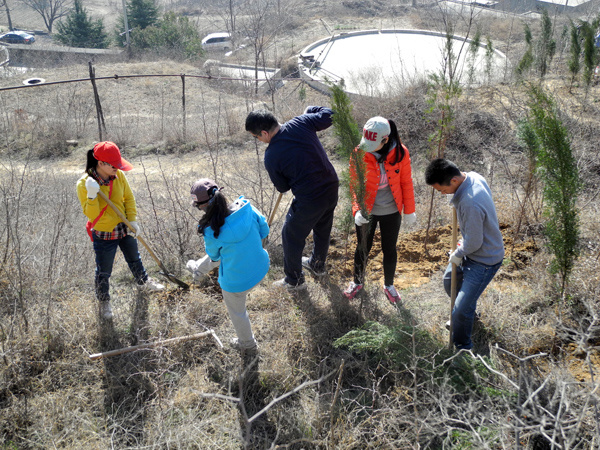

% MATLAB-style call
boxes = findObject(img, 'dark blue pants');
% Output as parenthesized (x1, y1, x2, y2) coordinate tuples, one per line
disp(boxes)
(282, 186, 338, 285)
(354, 211, 401, 286)
(443, 257, 501, 350)
(92, 234, 148, 302)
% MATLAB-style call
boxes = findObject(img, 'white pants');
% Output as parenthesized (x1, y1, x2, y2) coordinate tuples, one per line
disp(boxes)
(222, 288, 256, 349)
(193, 255, 257, 348)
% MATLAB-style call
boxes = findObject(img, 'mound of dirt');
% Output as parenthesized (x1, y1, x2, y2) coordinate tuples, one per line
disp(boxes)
(327, 224, 538, 289)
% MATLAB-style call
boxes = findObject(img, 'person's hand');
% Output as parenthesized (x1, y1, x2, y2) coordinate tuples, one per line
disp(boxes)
(85, 177, 100, 199)
(355, 211, 369, 227)
(186, 259, 201, 282)
(129, 221, 141, 238)
(186, 256, 212, 283)
(403, 212, 417, 226)
(449, 250, 462, 266)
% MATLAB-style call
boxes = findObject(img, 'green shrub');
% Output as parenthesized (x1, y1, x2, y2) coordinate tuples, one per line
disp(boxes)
(129, 12, 203, 59)
(524, 85, 581, 297)
(55, 0, 108, 49)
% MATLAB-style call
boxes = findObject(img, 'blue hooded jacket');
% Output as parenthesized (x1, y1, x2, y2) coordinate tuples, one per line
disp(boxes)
(203, 196, 270, 293)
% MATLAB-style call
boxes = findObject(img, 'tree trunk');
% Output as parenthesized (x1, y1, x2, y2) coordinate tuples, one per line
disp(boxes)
(3, 0, 13, 31)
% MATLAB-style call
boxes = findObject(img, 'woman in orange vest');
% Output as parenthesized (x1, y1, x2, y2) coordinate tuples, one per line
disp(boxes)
(344, 117, 416, 305)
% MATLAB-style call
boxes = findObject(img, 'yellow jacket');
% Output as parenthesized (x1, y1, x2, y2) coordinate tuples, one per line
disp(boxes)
(76, 171, 137, 232)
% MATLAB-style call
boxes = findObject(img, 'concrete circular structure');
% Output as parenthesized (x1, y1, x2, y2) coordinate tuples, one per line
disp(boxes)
(23, 77, 45, 85)
(298, 29, 508, 96)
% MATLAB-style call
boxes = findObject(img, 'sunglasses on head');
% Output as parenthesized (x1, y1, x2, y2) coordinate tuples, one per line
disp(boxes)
(193, 200, 209, 209)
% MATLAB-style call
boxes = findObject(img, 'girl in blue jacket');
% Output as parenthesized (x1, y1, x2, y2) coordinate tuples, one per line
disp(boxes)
(186, 179, 270, 354)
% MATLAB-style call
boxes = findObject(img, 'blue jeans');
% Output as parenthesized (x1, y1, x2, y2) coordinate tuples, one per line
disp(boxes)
(282, 185, 338, 285)
(443, 257, 501, 350)
(93, 234, 148, 302)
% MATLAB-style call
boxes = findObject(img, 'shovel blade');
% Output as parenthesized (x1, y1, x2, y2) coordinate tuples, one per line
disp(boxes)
(159, 271, 190, 290)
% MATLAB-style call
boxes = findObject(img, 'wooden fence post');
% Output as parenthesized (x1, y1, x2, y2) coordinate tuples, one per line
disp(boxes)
(89, 62, 106, 141)
(181, 74, 186, 141)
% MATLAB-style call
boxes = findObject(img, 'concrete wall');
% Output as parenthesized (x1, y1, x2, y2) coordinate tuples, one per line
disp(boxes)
(3, 44, 123, 67)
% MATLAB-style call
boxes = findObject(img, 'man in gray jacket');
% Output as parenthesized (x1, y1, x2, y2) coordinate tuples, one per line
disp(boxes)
(425, 158, 504, 350)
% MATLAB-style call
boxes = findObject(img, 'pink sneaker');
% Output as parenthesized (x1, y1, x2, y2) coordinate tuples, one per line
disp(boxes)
(383, 285, 401, 305)
(343, 282, 363, 299)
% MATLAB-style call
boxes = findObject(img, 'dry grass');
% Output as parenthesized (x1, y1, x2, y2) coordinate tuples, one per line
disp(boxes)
(1, 5, 600, 447)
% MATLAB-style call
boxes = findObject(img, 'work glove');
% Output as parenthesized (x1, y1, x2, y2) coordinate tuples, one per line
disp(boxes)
(403, 212, 417, 226)
(85, 177, 100, 199)
(354, 210, 369, 227)
(129, 221, 141, 238)
(186, 255, 220, 283)
(449, 249, 462, 266)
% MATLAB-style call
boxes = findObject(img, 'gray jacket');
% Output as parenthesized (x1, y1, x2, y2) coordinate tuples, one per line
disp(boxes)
(451, 172, 504, 266)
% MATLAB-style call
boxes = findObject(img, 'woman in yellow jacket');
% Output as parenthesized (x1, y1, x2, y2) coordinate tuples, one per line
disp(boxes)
(76, 142, 164, 320)
(344, 117, 416, 305)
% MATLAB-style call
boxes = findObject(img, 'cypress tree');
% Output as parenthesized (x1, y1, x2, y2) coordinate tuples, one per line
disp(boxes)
(525, 85, 580, 298)
(55, 0, 108, 49)
(127, 0, 159, 30)
(567, 21, 581, 91)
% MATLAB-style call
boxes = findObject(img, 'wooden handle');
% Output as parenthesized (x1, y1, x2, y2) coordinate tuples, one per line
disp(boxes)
(89, 330, 217, 360)
(268, 192, 284, 227)
(449, 207, 458, 349)
(95, 190, 190, 289)
(262, 191, 283, 248)
(96, 190, 166, 272)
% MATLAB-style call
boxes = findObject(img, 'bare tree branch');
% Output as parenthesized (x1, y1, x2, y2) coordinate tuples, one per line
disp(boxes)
(22, 0, 71, 33)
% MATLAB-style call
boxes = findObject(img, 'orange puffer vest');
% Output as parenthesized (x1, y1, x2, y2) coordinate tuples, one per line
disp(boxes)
(350, 143, 415, 217)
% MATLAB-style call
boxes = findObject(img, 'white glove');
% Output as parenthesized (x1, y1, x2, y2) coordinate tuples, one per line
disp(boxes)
(186, 259, 203, 283)
(403, 212, 417, 226)
(186, 255, 220, 283)
(85, 177, 100, 199)
(354, 210, 369, 226)
(129, 221, 141, 238)
(449, 250, 462, 266)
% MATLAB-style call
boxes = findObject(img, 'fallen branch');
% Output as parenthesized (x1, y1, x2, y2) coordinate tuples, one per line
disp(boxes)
(89, 330, 222, 361)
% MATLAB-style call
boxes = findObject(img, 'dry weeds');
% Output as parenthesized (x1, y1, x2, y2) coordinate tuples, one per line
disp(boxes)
(1, 4, 600, 448)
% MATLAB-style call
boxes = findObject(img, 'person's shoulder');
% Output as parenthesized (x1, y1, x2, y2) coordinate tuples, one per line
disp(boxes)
(203, 225, 215, 239)
(467, 171, 486, 182)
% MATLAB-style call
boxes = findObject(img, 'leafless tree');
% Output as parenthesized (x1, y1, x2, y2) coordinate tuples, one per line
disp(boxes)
(22, 0, 71, 33)
(0, 0, 14, 30)
(237, 0, 293, 94)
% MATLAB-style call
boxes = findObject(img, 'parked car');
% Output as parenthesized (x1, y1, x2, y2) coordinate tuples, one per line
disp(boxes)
(201, 32, 232, 52)
(0, 30, 35, 44)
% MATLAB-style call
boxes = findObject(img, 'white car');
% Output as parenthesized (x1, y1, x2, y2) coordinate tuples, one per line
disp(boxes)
(201, 32, 232, 52)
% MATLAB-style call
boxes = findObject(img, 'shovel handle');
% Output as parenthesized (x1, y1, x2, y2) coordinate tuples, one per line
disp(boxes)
(268, 192, 284, 227)
(96, 190, 164, 270)
(449, 207, 458, 349)
(95, 190, 189, 289)
(262, 191, 283, 248)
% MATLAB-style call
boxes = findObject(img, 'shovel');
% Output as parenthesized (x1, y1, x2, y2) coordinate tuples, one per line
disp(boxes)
(262, 191, 283, 247)
(449, 207, 458, 350)
(97, 190, 190, 290)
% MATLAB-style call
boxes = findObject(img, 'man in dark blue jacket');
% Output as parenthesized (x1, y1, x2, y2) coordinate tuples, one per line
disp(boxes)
(246, 107, 339, 290)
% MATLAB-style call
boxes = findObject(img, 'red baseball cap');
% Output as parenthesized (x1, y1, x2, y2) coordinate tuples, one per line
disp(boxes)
(93, 141, 133, 171)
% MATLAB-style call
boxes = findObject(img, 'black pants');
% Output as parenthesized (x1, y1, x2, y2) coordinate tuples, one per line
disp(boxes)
(282, 185, 338, 285)
(353, 211, 401, 286)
